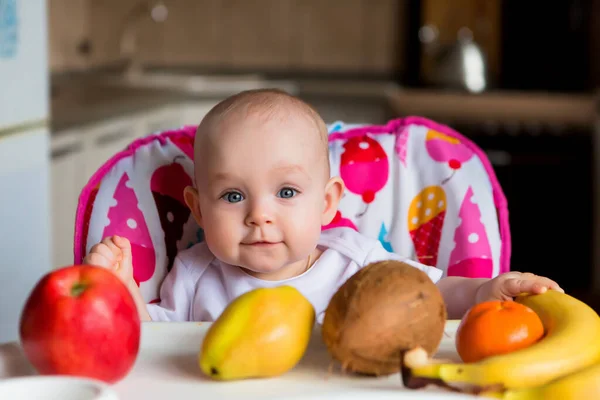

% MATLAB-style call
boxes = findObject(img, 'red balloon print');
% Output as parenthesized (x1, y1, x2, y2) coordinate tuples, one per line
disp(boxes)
(340, 135, 389, 218)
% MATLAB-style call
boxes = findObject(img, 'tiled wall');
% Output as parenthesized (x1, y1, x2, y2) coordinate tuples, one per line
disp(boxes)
(48, 0, 406, 74)
(49, 0, 90, 71)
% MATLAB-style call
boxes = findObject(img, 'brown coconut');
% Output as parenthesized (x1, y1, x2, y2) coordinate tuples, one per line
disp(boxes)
(321, 260, 447, 376)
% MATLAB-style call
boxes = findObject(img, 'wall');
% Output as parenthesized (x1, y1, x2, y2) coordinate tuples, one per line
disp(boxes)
(49, 0, 407, 75)
(48, 0, 90, 72)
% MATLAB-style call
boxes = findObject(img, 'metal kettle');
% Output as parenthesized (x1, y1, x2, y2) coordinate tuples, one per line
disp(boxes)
(420, 26, 489, 93)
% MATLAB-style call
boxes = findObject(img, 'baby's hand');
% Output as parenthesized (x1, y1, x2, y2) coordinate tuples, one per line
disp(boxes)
(475, 271, 564, 303)
(84, 235, 135, 287)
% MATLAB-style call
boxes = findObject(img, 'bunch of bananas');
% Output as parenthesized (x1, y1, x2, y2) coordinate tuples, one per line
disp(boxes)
(402, 290, 600, 399)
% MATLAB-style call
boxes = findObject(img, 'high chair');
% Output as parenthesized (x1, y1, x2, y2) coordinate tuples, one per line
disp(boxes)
(74, 117, 511, 303)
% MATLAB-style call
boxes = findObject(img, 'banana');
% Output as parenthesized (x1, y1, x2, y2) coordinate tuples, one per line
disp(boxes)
(481, 362, 600, 399)
(402, 290, 600, 390)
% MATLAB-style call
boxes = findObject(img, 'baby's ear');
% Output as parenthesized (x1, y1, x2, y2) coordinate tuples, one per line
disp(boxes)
(184, 186, 203, 228)
(322, 176, 345, 225)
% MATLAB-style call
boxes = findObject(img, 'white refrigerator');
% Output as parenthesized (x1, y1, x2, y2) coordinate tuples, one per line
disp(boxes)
(0, 0, 52, 343)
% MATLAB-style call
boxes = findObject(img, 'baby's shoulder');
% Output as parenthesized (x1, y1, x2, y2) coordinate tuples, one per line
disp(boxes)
(173, 242, 217, 278)
(318, 227, 384, 262)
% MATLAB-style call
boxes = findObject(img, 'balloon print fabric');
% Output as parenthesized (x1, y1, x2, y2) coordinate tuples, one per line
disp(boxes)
(76, 119, 509, 303)
(326, 118, 508, 279)
(80, 128, 201, 303)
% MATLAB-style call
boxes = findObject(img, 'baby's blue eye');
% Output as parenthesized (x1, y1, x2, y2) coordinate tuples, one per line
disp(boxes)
(278, 188, 297, 199)
(222, 191, 244, 203)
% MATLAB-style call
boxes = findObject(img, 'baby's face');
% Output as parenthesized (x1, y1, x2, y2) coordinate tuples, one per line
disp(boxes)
(192, 111, 335, 279)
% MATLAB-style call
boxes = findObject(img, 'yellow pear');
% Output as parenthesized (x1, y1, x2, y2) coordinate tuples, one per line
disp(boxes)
(199, 285, 315, 380)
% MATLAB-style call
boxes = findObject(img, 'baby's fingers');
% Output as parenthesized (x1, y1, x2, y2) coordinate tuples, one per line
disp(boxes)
(84, 251, 113, 269)
(546, 279, 564, 293)
(499, 278, 530, 298)
(101, 237, 123, 262)
(532, 277, 564, 293)
(519, 274, 564, 294)
(503, 276, 564, 297)
(86, 241, 121, 269)
(112, 235, 132, 259)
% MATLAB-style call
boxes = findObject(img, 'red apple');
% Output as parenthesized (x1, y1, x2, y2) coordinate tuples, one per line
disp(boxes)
(19, 265, 141, 384)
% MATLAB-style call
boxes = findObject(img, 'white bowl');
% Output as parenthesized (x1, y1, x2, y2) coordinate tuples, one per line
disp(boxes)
(0, 376, 119, 400)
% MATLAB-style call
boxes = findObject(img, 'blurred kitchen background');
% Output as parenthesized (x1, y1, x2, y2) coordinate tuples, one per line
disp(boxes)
(1, 0, 599, 341)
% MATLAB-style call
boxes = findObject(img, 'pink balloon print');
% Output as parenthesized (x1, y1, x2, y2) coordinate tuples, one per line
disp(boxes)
(447, 187, 493, 278)
(425, 129, 474, 184)
(394, 127, 410, 167)
(103, 173, 156, 286)
(322, 210, 358, 232)
(340, 135, 389, 218)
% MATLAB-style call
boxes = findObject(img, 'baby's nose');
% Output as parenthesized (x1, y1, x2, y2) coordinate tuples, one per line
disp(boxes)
(245, 203, 274, 226)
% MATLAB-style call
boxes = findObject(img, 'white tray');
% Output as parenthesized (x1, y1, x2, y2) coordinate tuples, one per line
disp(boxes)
(0, 320, 472, 399)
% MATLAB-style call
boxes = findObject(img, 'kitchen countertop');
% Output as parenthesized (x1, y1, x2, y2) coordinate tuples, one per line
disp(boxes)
(50, 79, 217, 133)
(0, 320, 468, 399)
(49, 70, 398, 133)
(386, 87, 598, 129)
(53, 69, 597, 136)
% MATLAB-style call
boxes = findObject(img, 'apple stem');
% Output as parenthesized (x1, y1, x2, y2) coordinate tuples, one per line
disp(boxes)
(71, 282, 87, 297)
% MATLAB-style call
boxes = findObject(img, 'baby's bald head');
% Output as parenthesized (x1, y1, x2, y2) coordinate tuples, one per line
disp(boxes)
(199, 89, 327, 135)
(193, 89, 330, 185)
(182, 90, 345, 278)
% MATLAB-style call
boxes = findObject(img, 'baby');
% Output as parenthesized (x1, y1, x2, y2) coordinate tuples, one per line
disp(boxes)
(84, 88, 562, 323)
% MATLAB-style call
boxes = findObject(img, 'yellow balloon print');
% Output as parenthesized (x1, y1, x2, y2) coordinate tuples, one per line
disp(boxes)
(408, 186, 447, 231)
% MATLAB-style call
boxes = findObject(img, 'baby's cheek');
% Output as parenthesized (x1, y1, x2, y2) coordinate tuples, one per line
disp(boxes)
(286, 209, 322, 253)
(202, 214, 238, 257)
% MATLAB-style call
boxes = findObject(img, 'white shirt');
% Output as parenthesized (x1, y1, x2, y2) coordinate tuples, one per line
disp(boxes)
(146, 227, 443, 324)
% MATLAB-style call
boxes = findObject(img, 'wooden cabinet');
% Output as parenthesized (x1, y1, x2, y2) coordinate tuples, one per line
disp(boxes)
(50, 114, 142, 268)
(82, 117, 140, 182)
(50, 133, 85, 268)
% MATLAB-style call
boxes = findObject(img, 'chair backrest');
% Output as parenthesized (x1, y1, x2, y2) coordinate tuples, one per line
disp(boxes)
(74, 117, 510, 302)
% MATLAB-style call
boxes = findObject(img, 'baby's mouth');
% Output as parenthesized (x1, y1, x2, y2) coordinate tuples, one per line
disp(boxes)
(243, 240, 281, 247)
